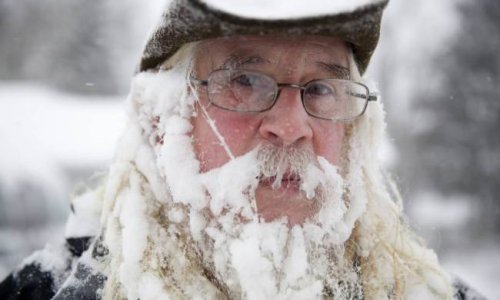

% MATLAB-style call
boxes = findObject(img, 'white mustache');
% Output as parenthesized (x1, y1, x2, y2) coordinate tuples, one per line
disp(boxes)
(256, 144, 317, 189)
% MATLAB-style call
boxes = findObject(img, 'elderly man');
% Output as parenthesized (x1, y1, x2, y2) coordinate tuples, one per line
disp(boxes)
(0, 0, 486, 299)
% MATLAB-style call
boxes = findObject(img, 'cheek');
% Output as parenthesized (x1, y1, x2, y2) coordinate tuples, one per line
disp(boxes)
(191, 109, 261, 171)
(313, 123, 346, 165)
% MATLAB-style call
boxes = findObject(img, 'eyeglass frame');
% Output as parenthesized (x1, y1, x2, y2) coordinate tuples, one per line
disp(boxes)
(190, 69, 378, 122)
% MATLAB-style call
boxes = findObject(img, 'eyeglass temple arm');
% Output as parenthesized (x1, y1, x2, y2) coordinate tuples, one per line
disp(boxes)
(349, 92, 378, 101)
(368, 94, 378, 101)
(190, 76, 208, 86)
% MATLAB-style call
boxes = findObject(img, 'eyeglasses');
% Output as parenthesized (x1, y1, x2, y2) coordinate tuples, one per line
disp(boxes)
(190, 69, 377, 122)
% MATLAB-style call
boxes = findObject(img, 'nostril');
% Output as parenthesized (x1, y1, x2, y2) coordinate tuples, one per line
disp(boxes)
(259, 115, 312, 146)
(259, 126, 279, 142)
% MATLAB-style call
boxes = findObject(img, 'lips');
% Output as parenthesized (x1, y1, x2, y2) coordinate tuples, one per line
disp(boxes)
(259, 172, 301, 189)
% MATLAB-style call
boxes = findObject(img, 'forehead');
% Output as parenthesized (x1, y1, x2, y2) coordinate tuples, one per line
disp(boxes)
(193, 35, 350, 74)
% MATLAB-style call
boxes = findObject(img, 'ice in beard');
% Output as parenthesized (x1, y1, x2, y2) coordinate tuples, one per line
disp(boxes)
(184, 145, 358, 299)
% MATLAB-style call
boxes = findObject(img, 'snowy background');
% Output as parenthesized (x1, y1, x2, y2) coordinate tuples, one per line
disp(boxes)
(0, 0, 498, 299)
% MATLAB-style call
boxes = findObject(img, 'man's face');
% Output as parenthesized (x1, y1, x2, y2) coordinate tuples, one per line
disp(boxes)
(191, 35, 349, 225)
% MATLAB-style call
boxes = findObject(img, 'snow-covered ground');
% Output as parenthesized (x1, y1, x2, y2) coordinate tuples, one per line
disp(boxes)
(0, 83, 126, 217)
(443, 243, 500, 300)
(0, 82, 126, 280)
(408, 192, 500, 299)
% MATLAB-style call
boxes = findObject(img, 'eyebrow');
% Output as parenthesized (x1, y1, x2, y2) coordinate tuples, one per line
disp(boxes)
(218, 55, 271, 70)
(316, 62, 350, 79)
(217, 55, 350, 79)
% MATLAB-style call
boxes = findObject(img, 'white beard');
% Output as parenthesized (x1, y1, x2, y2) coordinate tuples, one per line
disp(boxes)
(160, 145, 364, 299)
(107, 70, 367, 299)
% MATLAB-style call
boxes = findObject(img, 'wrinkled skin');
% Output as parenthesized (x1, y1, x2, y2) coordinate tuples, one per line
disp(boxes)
(191, 35, 349, 225)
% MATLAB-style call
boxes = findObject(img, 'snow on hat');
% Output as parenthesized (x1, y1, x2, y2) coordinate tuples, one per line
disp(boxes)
(139, 0, 389, 74)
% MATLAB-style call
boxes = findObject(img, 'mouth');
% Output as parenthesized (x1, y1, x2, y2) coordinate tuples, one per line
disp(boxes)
(258, 172, 301, 190)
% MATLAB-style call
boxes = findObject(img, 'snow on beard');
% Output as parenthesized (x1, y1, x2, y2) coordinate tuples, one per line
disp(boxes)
(197, 144, 350, 240)
(133, 69, 365, 298)
(194, 144, 364, 298)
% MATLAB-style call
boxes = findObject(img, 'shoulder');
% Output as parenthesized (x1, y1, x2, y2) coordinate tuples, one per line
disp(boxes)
(0, 236, 96, 300)
(0, 263, 56, 300)
(1, 180, 105, 299)
(452, 276, 488, 300)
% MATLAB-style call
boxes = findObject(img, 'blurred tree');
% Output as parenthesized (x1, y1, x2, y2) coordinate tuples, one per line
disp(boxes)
(371, 0, 499, 246)
(408, 0, 500, 238)
(0, 187, 5, 227)
(0, 0, 139, 95)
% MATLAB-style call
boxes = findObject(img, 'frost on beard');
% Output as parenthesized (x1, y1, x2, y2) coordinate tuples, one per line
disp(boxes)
(122, 69, 367, 299)
(97, 62, 451, 299)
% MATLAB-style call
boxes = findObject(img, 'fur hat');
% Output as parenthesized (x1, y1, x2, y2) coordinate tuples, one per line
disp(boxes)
(139, 0, 389, 74)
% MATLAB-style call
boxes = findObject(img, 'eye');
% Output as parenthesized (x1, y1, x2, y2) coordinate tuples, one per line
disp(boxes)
(305, 82, 334, 97)
(231, 73, 263, 87)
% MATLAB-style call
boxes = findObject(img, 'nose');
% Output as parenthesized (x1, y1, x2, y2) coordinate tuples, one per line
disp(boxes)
(258, 88, 313, 146)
